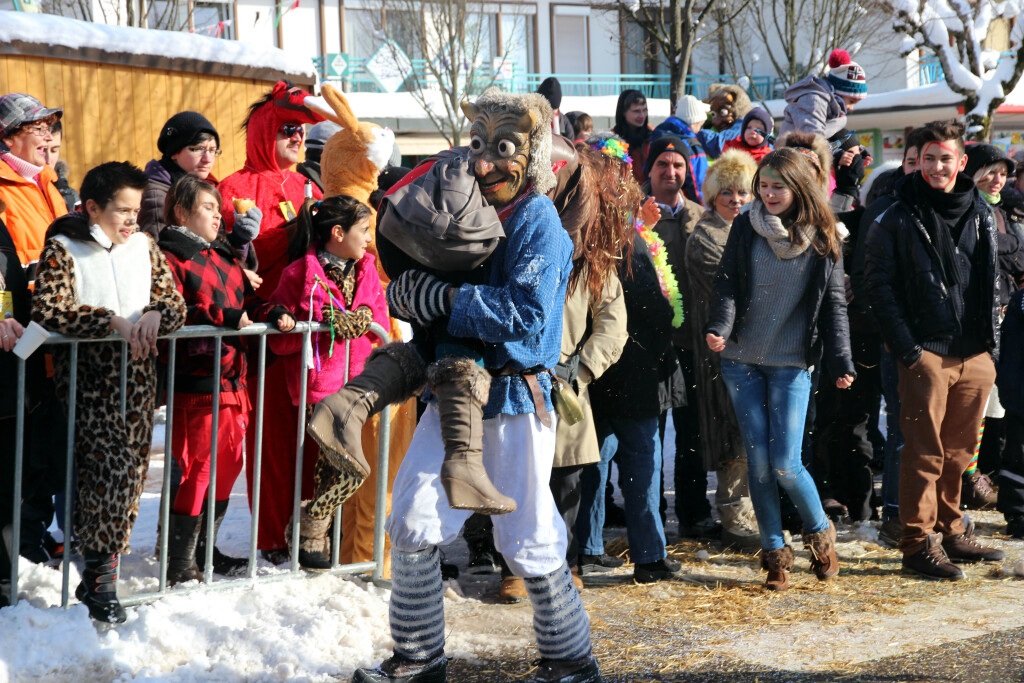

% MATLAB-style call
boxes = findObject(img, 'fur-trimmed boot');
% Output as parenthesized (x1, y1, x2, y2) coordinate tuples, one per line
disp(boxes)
(428, 357, 516, 515)
(760, 546, 794, 591)
(166, 514, 203, 586)
(307, 342, 427, 480)
(76, 550, 127, 623)
(803, 519, 840, 580)
(288, 500, 333, 571)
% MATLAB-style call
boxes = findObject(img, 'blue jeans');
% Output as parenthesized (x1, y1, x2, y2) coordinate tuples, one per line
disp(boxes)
(577, 417, 667, 564)
(879, 347, 903, 522)
(721, 359, 830, 550)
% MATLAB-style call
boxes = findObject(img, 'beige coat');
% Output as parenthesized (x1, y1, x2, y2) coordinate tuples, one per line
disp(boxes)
(553, 273, 628, 468)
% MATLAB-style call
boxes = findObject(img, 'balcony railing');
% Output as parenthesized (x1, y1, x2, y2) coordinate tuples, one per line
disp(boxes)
(918, 52, 1013, 86)
(312, 56, 775, 100)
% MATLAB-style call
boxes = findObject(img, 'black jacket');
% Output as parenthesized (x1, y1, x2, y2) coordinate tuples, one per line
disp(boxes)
(0, 217, 34, 418)
(998, 289, 1024, 415)
(703, 212, 856, 380)
(590, 232, 681, 419)
(863, 173, 1000, 366)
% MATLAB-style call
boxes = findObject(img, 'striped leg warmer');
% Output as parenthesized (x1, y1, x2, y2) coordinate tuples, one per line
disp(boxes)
(524, 563, 592, 661)
(389, 547, 446, 662)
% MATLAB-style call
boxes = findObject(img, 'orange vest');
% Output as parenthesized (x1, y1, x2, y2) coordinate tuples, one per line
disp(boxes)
(0, 158, 68, 268)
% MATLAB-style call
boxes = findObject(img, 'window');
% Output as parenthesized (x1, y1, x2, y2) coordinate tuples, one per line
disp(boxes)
(145, 0, 233, 36)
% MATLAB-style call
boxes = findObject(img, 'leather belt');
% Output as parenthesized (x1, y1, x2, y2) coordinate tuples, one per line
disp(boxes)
(488, 364, 553, 428)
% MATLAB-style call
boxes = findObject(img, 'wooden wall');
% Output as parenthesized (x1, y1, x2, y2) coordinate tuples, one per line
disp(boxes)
(0, 54, 286, 190)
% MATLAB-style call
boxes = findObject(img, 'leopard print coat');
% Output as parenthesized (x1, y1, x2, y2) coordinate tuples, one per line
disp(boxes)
(32, 235, 186, 554)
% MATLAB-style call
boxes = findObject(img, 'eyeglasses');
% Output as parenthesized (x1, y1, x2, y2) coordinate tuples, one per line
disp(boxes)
(186, 145, 223, 157)
(21, 123, 53, 136)
(279, 124, 305, 138)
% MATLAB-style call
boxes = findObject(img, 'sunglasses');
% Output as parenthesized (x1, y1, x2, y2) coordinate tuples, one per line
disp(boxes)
(279, 124, 305, 138)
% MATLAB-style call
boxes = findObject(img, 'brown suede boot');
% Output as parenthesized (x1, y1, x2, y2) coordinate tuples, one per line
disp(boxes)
(761, 546, 794, 591)
(803, 519, 840, 580)
(429, 357, 516, 515)
(307, 342, 426, 479)
(287, 501, 333, 572)
(499, 576, 527, 603)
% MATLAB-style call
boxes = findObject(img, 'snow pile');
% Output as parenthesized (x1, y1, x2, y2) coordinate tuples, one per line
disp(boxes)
(0, 11, 315, 82)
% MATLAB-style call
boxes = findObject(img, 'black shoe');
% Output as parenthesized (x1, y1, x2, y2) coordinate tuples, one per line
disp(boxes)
(298, 548, 333, 571)
(577, 553, 624, 575)
(195, 545, 249, 576)
(351, 651, 448, 682)
(0, 581, 8, 609)
(878, 517, 902, 549)
(76, 550, 128, 623)
(678, 516, 721, 539)
(531, 655, 601, 682)
(466, 544, 500, 575)
(1006, 515, 1024, 539)
(438, 550, 459, 580)
(634, 558, 681, 584)
(902, 533, 965, 581)
(603, 504, 627, 529)
(260, 549, 290, 565)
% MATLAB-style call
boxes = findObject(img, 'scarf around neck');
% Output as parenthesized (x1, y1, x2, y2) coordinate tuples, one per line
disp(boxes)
(749, 201, 815, 259)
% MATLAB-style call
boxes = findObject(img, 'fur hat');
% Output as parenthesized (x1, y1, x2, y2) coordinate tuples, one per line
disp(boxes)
(702, 148, 757, 203)
(827, 49, 867, 101)
(776, 130, 834, 188)
(705, 84, 752, 122)
(462, 88, 556, 196)
(674, 95, 711, 127)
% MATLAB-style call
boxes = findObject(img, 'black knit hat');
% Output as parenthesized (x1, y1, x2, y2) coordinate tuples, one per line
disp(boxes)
(157, 111, 220, 156)
(643, 135, 688, 177)
(536, 77, 563, 111)
(964, 143, 1013, 182)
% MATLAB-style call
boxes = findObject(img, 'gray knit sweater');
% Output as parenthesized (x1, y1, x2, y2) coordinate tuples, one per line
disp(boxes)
(721, 235, 813, 368)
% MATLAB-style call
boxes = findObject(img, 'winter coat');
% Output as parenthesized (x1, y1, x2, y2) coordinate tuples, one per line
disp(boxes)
(863, 174, 1000, 366)
(0, 214, 32, 419)
(268, 246, 387, 407)
(722, 136, 773, 164)
(0, 156, 68, 274)
(704, 211, 856, 380)
(649, 117, 709, 204)
(139, 158, 222, 240)
(992, 205, 1024, 305)
(685, 209, 747, 470)
(997, 289, 1024, 415)
(590, 232, 680, 419)
(697, 120, 743, 160)
(646, 191, 703, 350)
(779, 75, 848, 140)
(553, 273, 627, 468)
(159, 228, 287, 394)
(218, 107, 324, 299)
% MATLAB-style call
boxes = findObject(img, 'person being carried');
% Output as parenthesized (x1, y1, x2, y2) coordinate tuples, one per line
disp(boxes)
(722, 107, 775, 164)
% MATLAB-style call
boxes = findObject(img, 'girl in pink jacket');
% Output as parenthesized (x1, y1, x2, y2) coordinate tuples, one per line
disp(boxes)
(258, 196, 387, 569)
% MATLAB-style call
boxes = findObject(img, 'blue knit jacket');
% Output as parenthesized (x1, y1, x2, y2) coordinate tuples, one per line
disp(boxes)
(448, 192, 573, 418)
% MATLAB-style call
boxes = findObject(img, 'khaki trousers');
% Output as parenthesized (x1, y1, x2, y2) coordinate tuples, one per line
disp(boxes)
(897, 351, 995, 554)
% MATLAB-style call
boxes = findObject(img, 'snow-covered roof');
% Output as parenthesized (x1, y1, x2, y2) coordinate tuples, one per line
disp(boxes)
(0, 12, 316, 84)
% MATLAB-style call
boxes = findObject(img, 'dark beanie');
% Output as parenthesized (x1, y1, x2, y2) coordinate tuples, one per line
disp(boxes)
(741, 107, 773, 135)
(643, 135, 688, 177)
(963, 143, 1013, 181)
(537, 77, 562, 111)
(157, 111, 220, 156)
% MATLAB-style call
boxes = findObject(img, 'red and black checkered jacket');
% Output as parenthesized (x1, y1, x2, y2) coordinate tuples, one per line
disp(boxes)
(159, 228, 289, 394)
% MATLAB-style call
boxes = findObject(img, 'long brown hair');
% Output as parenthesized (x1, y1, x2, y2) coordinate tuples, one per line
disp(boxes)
(565, 144, 637, 298)
(753, 148, 842, 260)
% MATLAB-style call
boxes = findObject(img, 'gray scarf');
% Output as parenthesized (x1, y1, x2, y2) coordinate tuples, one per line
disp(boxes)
(749, 200, 815, 259)
(167, 224, 211, 249)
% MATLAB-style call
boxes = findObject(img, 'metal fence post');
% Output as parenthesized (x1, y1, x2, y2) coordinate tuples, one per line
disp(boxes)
(9, 357, 26, 607)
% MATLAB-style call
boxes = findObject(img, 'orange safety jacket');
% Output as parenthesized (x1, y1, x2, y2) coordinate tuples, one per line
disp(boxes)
(0, 157, 68, 273)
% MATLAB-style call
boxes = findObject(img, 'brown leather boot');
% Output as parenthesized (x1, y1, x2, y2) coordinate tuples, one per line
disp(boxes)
(761, 546, 794, 591)
(804, 519, 840, 580)
(429, 357, 516, 515)
(499, 575, 527, 603)
(307, 342, 426, 479)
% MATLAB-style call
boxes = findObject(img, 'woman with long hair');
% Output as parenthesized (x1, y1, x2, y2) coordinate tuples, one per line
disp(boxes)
(705, 148, 855, 591)
(613, 89, 652, 184)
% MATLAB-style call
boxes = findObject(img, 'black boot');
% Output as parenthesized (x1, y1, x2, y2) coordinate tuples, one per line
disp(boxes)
(351, 651, 448, 682)
(195, 500, 248, 576)
(532, 656, 602, 682)
(76, 549, 127, 623)
(166, 514, 203, 586)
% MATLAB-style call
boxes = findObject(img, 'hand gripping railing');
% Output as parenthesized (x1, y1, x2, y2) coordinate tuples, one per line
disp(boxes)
(6, 320, 392, 608)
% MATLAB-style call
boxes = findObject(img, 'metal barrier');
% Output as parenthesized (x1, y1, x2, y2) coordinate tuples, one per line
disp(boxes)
(7, 320, 392, 608)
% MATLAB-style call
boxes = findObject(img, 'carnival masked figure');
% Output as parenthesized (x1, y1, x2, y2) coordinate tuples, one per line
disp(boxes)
(348, 89, 599, 683)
